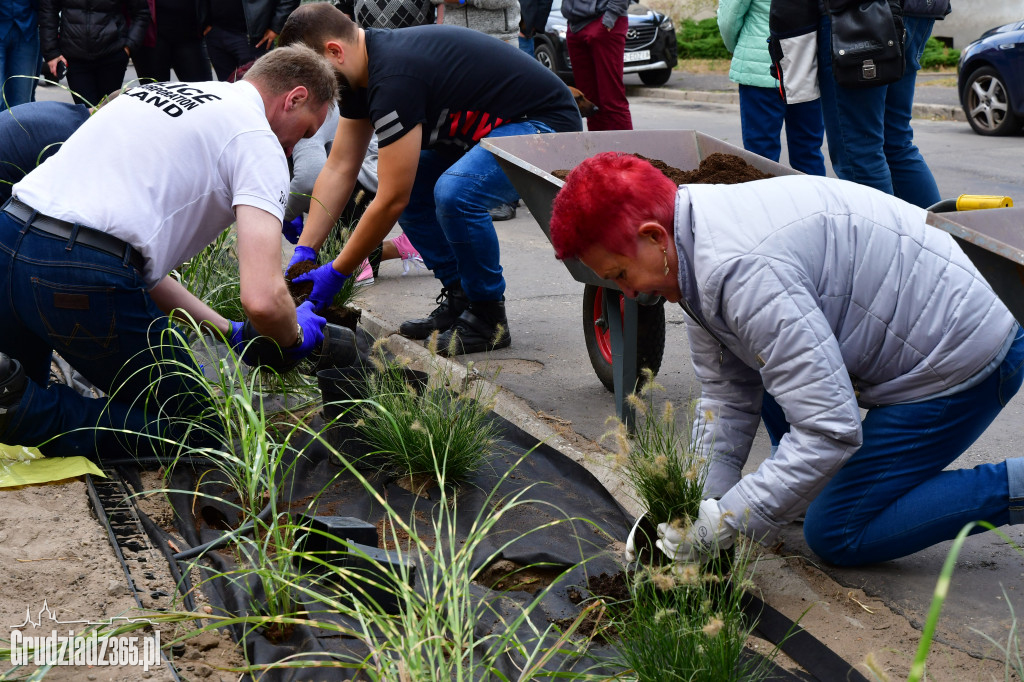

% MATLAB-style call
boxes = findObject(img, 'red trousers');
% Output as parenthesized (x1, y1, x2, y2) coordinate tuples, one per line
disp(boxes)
(566, 16, 633, 131)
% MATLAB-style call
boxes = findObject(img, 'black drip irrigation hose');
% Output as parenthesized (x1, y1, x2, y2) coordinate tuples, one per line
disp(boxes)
(85, 474, 183, 682)
(132, 506, 204, 631)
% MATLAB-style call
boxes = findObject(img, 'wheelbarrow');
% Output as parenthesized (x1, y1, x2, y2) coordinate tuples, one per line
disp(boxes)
(482, 130, 798, 425)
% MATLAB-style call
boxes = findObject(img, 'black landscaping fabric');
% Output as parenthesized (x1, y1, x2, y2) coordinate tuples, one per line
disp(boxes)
(165, 410, 636, 680)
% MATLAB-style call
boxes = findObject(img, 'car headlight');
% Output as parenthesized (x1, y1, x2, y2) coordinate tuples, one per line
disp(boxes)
(660, 17, 674, 31)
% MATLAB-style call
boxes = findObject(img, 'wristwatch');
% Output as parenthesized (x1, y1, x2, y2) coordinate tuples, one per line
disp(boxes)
(288, 323, 303, 349)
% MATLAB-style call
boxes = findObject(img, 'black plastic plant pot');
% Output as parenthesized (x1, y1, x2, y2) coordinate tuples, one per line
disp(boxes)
(627, 512, 668, 567)
(317, 366, 369, 423)
(293, 515, 416, 615)
(400, 368, 429, 394)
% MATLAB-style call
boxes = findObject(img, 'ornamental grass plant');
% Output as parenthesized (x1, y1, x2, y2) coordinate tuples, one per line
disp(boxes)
(355, 337, 499, 485)
(610, 538, 772, 682)
(605, 368, 707, 528)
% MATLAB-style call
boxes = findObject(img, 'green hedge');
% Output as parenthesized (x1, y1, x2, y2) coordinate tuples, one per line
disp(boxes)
(676, 18, 731, 59)
(919, 37, 960, 68)
(673, 20, 960, 68)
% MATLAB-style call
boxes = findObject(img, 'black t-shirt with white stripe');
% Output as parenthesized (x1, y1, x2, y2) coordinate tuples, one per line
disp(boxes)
(340, 25, 582, 151)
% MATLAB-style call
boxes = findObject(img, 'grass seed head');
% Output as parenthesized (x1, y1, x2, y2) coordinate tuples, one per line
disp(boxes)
(702, 616, 724, 638)
(651, 572, 675, 592)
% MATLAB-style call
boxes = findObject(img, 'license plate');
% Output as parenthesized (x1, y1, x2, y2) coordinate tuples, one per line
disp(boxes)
(624, 50, 650, 63)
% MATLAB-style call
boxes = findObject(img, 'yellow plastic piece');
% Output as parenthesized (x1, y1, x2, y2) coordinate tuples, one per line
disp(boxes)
(956, 195, 1014, 211)
(0, 444, 104, 487)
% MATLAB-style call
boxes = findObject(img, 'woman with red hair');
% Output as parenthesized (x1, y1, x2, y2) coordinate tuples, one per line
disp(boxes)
(550, 151, 1024, 567)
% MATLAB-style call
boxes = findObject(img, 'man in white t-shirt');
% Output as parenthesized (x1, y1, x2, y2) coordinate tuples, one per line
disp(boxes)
(0, 44, 337, 462)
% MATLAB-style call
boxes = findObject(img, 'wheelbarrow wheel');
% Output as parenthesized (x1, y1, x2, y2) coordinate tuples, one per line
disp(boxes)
(583, 284, 666, 393)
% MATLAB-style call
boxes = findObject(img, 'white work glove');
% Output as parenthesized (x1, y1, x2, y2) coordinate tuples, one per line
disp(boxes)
(656, 499, 735, 564)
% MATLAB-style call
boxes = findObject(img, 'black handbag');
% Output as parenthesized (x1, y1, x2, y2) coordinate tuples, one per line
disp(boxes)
(827, 0, 906, 88)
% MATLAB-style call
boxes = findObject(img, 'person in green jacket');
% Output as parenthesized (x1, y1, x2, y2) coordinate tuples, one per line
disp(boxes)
(718, 0, 825, 174)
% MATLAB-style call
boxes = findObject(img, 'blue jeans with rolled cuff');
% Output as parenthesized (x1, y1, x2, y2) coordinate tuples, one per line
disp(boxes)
(398, 120, 555, 302)
(760, 324, 1024, 565)
(0, 205, 212, 461)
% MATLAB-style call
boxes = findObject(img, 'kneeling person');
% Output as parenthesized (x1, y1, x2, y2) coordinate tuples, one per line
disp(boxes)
(278, 2, 583, 355)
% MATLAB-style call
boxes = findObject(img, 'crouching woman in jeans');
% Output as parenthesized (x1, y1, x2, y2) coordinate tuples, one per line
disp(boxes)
(548, 151, 1024, 567)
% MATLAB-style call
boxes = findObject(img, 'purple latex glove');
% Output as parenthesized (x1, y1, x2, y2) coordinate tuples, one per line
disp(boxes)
(285, 301, 327, 360)
(287, 245, 317, 272)
(282, 215, 304, 244)
(227, 320, 257, 366)
(292, 261, 349, 311)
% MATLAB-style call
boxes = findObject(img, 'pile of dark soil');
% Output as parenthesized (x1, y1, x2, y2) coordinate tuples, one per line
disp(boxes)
(286, 261, 361, 331)
(640, 152, 771, 185)
(552, 151, 772, 185)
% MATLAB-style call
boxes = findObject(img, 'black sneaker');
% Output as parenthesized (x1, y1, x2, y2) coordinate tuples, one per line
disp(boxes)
(398, 285, 470, 340)
(436, 301, 512, 356)
(0, 353, 27, 433)
(488, 203, 516, 222)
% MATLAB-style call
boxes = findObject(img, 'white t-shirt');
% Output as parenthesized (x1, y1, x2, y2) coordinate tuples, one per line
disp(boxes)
(13, 80, 289, 287)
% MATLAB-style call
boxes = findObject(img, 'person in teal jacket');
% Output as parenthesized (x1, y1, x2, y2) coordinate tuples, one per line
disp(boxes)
(718, 0, 824, 174)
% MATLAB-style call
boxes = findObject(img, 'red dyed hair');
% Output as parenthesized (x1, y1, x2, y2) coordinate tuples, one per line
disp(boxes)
(549, 152, 677, 260)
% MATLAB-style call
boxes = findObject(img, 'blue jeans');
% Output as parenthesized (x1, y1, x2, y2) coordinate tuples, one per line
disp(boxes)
(761, 325, 1024, 565)
(816, 15, 941, 208)
(0, 208, 209, 461)
(518, 36, 535, 57)
(0, 27, 40, 111)
(398, 120, 554, 302)
(738, 84, 826, 176)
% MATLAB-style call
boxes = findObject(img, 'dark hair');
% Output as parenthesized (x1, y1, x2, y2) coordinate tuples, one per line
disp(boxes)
(279, 2, 359, 52)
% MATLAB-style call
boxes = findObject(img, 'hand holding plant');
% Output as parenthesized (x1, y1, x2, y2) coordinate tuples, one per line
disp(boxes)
(656, 498, 735, 564)
(292, 261, 350, 311)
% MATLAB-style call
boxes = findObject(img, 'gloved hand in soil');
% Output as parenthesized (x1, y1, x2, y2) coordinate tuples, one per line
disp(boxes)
(291, 261, 349, 312)
(282, 215, 305, 244)
(286, 301, 328, 360)
(287, 244, 317, 271)
(656, 499, 735, 564)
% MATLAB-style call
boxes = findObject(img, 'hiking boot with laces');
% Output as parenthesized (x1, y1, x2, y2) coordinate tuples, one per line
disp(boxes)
(436, 300, 512, 356)
(399, 285, 469, 340)
(0, 352, 27, 434)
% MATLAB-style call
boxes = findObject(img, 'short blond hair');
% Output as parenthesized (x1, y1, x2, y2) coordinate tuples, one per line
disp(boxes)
(244, 44, 338, 106)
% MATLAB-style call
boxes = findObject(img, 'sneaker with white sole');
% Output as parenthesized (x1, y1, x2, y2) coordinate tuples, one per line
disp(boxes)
(355, 258, 374, 286)
(392, 233, 426, 275)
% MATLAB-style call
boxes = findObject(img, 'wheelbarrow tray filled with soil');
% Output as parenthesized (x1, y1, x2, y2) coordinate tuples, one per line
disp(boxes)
(481, 130, 800, 289)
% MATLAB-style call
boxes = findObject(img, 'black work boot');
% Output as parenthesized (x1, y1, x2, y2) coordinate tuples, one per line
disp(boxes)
(436, 300, 512, 356)
(0, 353, 27, 434)
(399, 285, 470, 340)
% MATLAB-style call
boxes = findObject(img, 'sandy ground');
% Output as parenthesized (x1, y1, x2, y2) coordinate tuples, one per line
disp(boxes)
(0, 463, 1012, 681)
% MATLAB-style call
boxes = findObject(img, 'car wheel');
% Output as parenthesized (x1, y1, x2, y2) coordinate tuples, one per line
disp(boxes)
(535, 42, 559, 75)
(962, 66, 1021, 136)
(638, 67, 672, 87)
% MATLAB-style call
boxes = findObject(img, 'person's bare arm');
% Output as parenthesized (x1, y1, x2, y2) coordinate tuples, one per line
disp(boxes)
(149, 276, 231, 334)
(331, 124, 422, 274)
(297, 117, 375, 254)
(236, 204, 299, 346)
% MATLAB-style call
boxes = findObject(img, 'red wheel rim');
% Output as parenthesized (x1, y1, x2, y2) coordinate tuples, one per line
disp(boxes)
(593, 288, 625, 366)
